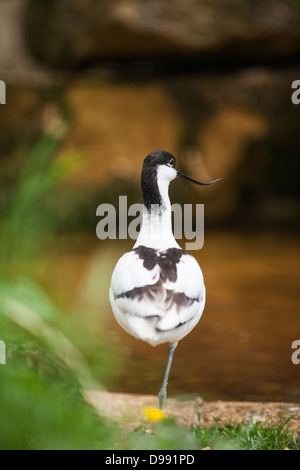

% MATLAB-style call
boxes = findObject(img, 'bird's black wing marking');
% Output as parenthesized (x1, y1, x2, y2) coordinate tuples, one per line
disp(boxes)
(131, 245, 192, 283)
(115, 279, 202, 311)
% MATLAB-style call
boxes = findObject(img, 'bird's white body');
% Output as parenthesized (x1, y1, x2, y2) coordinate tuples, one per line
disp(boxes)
(110, 163, 206, 347)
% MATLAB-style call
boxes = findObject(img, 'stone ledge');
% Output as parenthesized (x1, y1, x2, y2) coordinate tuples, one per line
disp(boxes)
(84, 390, 300, 431)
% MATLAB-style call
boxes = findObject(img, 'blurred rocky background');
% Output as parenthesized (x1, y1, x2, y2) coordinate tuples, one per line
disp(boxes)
(1, 0, 299, 227)
(0, 0, 300, 405)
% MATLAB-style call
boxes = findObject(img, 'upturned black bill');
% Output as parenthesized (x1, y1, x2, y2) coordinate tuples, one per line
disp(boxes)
(177, 172, 222, 185)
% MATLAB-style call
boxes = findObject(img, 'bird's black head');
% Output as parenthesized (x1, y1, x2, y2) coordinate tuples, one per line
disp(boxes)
(143, 150, 176, 170)
(141, 149, 222, 210)
(141, 150, 177, 210)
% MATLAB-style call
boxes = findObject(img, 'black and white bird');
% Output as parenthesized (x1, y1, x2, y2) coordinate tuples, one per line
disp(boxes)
(109, 150, 221, 409)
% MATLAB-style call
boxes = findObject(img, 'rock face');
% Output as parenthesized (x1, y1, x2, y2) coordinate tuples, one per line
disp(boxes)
(0, 0, 55, 84)
(0, 0, 299, 226)
(1, 68, 299, 225)
(54, 68, 299, 223)
(24, 0, 300, 69)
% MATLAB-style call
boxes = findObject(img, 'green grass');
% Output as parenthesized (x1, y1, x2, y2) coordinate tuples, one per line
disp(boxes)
(125, 415, 300, 450)
(190, 416, 300, 450)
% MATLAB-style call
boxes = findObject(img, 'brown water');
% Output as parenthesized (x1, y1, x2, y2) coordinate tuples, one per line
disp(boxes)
(39, 231, 300, 403)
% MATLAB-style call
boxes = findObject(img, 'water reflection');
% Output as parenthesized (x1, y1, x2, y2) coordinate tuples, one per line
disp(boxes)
(41, 231, 300, 403)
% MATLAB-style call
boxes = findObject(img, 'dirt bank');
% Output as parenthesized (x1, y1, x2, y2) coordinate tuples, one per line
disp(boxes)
(84, 391, 300, 431)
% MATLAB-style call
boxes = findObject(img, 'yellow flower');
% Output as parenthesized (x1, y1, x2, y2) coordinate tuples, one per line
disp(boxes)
(142, 407, 166, 422)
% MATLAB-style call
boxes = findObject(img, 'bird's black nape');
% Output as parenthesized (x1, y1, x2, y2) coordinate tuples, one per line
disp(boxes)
(141, 150, 176, 210)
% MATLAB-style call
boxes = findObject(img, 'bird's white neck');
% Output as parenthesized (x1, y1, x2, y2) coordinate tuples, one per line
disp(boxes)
(135, 173, 180, 250)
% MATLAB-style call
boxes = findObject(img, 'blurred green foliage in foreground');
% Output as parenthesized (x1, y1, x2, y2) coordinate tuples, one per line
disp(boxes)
(0, 322, 115, 450)
(0, 118, 117, 449)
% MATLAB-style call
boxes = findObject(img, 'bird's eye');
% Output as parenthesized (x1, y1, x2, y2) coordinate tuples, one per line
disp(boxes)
(168, 159, 174, 167)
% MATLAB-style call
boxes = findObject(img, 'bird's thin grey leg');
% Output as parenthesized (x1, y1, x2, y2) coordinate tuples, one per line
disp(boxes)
(158, 342, 178, 409)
